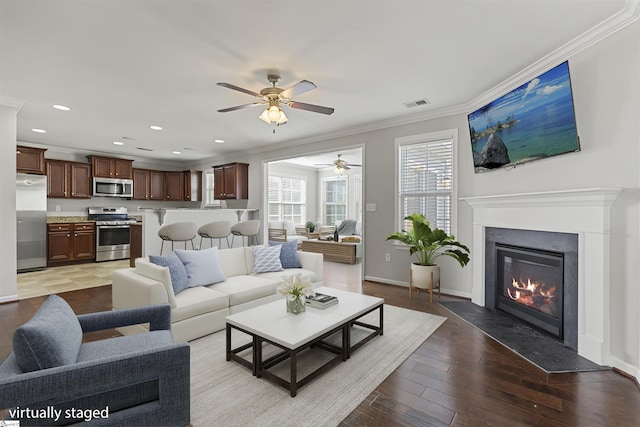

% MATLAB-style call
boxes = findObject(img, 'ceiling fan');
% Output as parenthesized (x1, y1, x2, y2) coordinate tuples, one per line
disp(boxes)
(315, 154, 362, 174)
(216, 74, 334, 127)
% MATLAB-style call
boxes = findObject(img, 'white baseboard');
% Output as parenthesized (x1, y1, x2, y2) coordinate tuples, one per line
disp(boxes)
(0, 294, 19, 304)
(363, 276, 471, 299)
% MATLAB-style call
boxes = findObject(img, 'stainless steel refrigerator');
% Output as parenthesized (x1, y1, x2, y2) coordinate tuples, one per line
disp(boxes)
(17, 173, 47, 272)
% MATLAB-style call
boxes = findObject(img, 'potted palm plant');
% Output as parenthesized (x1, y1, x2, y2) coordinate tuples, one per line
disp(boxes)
(386, 213, 470, 293)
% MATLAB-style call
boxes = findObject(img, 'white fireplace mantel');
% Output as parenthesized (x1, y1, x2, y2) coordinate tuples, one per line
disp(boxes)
(461, 188, 622, 365)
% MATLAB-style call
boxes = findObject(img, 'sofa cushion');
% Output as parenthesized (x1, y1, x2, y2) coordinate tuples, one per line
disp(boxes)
(269, 240, 302, 268)
(76, 330, 174, 362)
(149, 252, 189, 294)
(252, 244, 283, 273)
(175, 247, 226, 287)
(135, 258, 178, 308)
(172, 286, 229, 323)
(217, 247, 251, 277)
(253, 268, 319, 285)
(208, 276, 279, 306)
(12, 295, 83, 372)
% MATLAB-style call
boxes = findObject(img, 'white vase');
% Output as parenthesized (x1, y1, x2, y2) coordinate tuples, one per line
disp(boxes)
(410, 263, 439, 290)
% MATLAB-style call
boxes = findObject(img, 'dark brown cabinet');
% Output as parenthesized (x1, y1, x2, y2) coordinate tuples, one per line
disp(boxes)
(46, 160, 92, 199)
(129, 223, 142, 267)
(133, 168, 166, 200)
(213, 163, 248, 200)
(47, 222, 95, 265)
(17, 145, 47, 174)
(90, 156, 133, 179)
(164, 171, 184, 201)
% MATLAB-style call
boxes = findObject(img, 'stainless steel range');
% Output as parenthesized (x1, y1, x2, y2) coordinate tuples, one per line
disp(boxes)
(88, 207, 138, 262)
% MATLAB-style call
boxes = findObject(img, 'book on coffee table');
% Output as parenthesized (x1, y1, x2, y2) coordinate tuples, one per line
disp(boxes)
(306, 293, 338, 309)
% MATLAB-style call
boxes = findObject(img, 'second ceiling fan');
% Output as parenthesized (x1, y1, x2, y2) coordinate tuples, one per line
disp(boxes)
(217, 74, 334, 127)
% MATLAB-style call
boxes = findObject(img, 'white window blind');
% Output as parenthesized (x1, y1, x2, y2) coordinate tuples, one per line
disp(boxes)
(268, 176, 306, 224)
(322, 177, 347, 226)
(399, 138, 453, 234)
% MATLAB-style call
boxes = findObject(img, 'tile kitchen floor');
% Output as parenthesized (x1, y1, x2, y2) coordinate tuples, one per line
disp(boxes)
(16, 260, 130, 299)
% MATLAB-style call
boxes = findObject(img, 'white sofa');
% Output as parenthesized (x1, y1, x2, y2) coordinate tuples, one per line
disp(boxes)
(112, 246, 323, 342)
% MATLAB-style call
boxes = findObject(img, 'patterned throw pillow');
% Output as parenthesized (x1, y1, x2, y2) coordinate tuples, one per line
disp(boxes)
(269, 240, 302, 269)
(252, 244, 284, 273)
(149, 252, 189, 294)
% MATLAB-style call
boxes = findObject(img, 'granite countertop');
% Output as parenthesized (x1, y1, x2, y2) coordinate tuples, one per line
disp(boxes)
(46, 215, 142, 224)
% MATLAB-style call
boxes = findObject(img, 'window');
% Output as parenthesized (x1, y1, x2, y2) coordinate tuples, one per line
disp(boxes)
(203, 169, 220, 207)
(322, 176, 347, 226)
(397, 131, 455, 235)
(268, 176, 306, 224)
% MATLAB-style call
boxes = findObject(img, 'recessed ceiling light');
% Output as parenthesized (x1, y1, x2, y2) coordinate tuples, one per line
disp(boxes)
(172, 151, 181, 155)
(32, 128, 46, 133)
(113, 141, 124, 145)
(214, 139, 225, 144)
(150, 125, 163, 131)
(52, 104, 70, 111)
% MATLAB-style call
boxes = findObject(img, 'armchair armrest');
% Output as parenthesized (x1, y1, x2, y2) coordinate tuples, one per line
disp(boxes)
(268, 227, 288, 242)
(77, 304, 171, 333)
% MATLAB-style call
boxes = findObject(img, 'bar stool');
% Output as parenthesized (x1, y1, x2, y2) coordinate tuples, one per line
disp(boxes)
(158, 222, 197, 254)
(197, 221, 232, 249)
(230, 220, 261, 247)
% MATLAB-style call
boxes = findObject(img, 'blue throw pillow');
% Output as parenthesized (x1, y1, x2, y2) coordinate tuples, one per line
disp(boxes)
(269, 240, 302, 268)
(13, 295, 83, 372)
(175, 246, 226, 287)
(252, 244, 284, 273)
(150, 252, 189, 294)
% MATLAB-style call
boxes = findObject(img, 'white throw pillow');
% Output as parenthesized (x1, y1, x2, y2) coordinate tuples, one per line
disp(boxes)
(283, 220, 297, 236)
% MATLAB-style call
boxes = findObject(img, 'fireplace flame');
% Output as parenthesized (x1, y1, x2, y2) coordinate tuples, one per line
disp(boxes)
(507, 277, 557, 315)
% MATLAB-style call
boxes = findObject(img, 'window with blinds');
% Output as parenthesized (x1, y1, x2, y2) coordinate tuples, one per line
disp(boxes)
(268, 176, 306, 224)
(203, 170, 221, 206)
(322, 176, 347, 226)
(398, 137, 453, 234)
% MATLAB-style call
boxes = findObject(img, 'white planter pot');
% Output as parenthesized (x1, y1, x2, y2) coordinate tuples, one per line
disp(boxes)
(410, 263, 440, 290)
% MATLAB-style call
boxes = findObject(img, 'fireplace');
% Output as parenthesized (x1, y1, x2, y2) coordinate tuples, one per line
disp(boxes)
(495, 244, 564, 339)
(484, 227, 578, 350)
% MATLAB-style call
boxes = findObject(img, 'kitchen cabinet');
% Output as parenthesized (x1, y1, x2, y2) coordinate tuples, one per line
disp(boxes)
(89, 156, 133, 179)
(213, 163, 248, 200)
(133, 168, 166, 200)
(183, 170, 202, 201)
(16, 145, 47, 174)
(47, 222, 95, 265)
(46, 160, 92, 199)
(164, 171, 184, 200)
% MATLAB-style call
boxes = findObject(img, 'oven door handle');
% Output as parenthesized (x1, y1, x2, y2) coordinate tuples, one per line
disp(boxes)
(98, 225, 131, 229)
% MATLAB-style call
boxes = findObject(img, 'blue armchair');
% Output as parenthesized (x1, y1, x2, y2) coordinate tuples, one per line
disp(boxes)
(0, 295, 190, 426)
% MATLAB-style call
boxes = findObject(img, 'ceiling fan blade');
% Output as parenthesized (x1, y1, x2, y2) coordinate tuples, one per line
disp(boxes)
(288, 101, 335, 115)
(217, 103, 262, 113)
(217, 82, 261, 97)
(280, 80, 317, 99)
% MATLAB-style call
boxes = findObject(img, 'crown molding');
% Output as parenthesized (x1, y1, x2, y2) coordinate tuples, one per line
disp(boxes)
(0, 96, 24, 111)
(468, 0, 640, 112)
(250, 0, 638, 156)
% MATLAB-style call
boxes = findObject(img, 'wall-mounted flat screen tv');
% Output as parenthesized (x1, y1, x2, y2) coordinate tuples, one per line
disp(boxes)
(468, 61, 580, 173)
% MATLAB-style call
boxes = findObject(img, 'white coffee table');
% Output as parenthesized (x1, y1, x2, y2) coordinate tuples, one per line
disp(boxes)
(225, 287, 384, 396)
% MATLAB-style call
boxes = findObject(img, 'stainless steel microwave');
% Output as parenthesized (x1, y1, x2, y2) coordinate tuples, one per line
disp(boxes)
(93, 177, 133, 198)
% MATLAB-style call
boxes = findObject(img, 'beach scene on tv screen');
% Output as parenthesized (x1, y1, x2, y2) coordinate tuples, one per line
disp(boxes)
(469, 61, 579, 172)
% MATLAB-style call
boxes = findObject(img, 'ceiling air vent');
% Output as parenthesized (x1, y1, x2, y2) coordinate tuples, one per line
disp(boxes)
(136, 147, 153, 151)
(402, 98, 431, 108)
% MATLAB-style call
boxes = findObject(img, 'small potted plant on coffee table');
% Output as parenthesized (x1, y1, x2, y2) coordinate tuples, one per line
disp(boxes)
(386, 213, 470, 301)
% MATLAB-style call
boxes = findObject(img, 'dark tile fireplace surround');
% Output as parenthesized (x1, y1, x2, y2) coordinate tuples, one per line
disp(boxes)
(484, 227, 578, 351)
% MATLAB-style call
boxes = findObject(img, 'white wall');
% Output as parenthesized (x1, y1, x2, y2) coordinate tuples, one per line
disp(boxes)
(1, 103, 18, 302)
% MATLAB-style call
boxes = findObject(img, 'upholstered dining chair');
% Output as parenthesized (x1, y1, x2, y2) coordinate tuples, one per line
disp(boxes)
(230, 220, 261, 247)
(158, 221, 197, 254)
(197, 221, 232, 249)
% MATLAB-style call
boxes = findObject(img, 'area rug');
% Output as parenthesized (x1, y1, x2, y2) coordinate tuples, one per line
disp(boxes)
(439, 300, 606, 373)
(188, 305, 446, 426)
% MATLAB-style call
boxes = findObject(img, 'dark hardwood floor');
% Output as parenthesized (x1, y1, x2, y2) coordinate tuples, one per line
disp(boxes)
(2, 279, 639, 426)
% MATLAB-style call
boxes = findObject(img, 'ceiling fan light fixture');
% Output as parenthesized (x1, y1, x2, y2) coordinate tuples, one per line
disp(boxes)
(259, 104, 288, 125)
(334, 165, 345, 175)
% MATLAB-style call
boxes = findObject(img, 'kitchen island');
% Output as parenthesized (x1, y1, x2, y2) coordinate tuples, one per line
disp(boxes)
(135, 208, 259, 257)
